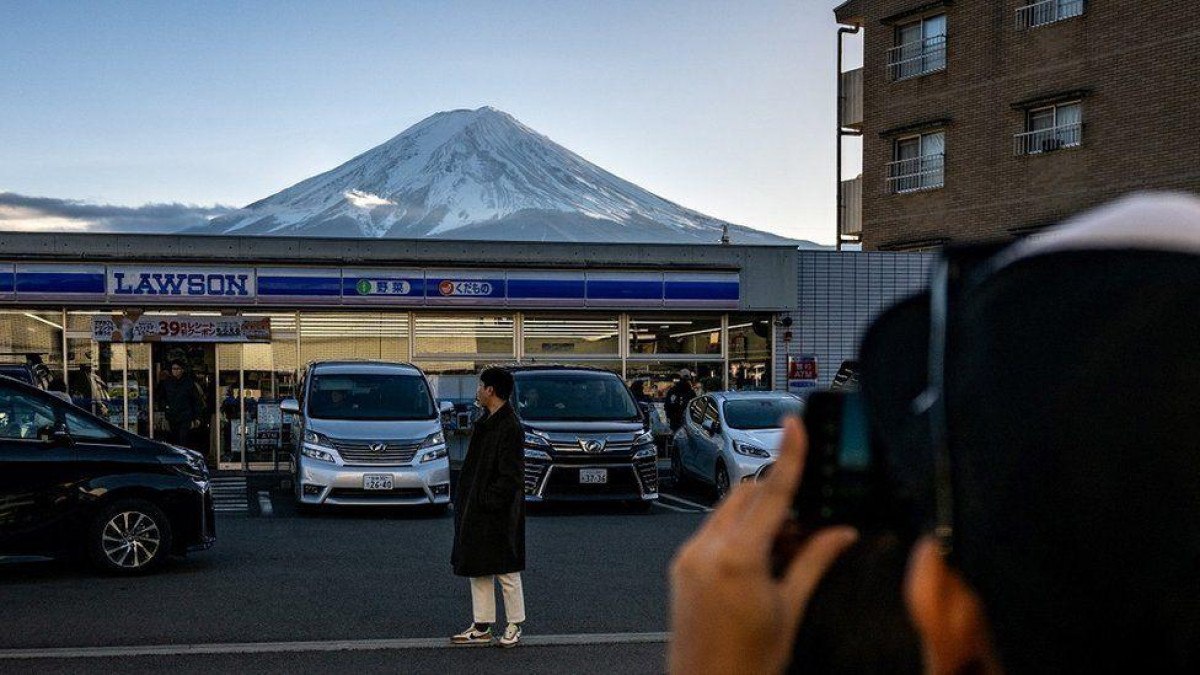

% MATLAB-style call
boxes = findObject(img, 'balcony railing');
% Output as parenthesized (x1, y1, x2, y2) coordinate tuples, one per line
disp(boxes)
(1016, 0, 1085, 29)
(1014, 123, 1082, 156)
(887, 154, 945, 193)
(887, 35, 947, 81)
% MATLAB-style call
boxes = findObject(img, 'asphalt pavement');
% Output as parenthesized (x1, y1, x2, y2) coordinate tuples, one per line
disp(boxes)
(0, 480, 716, 675)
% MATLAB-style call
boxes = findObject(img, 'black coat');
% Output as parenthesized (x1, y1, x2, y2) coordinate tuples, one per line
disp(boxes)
(665, 380, 696, 430)
(160, 375, 204, 427)
(451, 402, 526, 577)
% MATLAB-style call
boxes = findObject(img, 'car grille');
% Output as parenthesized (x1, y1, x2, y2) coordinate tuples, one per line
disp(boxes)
(329, 487, 427, 501)
(549, 439, 634, 455)
(331, 438, 421, 465)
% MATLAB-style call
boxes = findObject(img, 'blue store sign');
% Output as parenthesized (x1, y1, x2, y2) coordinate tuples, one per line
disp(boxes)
(108, 266, 255, 300)
(4, 263, 740, 309)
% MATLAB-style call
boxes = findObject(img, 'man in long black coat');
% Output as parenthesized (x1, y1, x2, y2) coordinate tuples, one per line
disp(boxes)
(450, 367, 527, 648)
(159, 359, 205, 448)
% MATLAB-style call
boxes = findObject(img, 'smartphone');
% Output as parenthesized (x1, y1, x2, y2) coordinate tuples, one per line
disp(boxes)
(793, 390, 883, 531)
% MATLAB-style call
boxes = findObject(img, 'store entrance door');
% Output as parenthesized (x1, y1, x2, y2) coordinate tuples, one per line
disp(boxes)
(150, 343, 218, 467)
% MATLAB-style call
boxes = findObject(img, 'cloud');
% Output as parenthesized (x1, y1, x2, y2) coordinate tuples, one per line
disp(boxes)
(0, 192, 236, 233)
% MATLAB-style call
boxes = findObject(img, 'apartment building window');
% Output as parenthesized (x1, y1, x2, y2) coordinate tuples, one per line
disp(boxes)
(1014, 102, 1081, 155)
(1016, 0, 1085, 29)
(888, 131, 945, 193)
(888, 14, 947, 81)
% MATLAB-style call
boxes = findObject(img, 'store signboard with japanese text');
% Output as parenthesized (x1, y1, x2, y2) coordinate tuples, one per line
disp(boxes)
(91, 315, 272, 343)
(787, 354, 819, 393)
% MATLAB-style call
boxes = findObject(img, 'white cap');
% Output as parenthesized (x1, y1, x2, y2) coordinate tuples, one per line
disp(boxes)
(999, 191, 1200, 268)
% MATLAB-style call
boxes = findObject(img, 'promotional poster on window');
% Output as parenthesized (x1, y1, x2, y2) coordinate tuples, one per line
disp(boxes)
(91, 315, 272, 343)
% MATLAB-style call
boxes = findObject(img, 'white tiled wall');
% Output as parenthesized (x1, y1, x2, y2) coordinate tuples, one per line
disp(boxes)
(775, 251, 934, 391)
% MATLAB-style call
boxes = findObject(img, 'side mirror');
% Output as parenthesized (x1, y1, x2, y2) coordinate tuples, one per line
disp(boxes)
(701, 418, 715, 434)
(280, 398, 300, 415)
(439, 401, 455, 415)
(50, 423, 74, 447)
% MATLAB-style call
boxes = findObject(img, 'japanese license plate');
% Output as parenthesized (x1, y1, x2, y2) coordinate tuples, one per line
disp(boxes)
(579, 469, 608, 485)
(363, 474, 394, 490)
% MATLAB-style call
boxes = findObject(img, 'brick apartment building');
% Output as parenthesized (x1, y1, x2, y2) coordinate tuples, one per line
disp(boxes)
(834, 0, 1200, 251)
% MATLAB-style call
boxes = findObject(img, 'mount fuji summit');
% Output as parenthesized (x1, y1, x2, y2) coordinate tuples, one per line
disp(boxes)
(199, 107, 810, 245)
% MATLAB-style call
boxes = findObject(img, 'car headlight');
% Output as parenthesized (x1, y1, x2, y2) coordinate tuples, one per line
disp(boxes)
(419, 447, 448, 463)
(418, 430, 448, 463)
(733, 441, 771, 459)
(524, 448, 551, 461)
(523, 430, 552, 448)
(171, 449, 209, 483)
(304, 429, 334, 448)
(302, 429, 337, 463)
(633, 431, 655, 447)
(301, 445, 336, 463)
(633, 446, 657, 460)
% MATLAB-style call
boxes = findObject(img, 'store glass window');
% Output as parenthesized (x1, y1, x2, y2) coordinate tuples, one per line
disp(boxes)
(727, 314, 773, 391)
(414, 314, 514, 358)
(299, 312, 409, 364)
(66, 312, 116, 418)
(628, 315, 722, 357)
(522, 313, 619, 360)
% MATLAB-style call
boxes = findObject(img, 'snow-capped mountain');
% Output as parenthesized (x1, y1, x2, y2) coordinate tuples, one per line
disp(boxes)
(198, 107, 811, 246)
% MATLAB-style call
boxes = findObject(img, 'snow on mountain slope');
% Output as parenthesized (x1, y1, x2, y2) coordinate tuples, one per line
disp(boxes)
(199, 107, 814, 246)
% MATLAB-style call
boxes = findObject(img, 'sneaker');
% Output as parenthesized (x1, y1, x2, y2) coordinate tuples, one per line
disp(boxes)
(450, 624, 492, 645)
(496, 623, 522, 649)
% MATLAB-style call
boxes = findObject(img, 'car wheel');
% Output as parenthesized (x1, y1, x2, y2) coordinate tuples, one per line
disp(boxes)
(714, 462, 731, 501)
(87, 499, 173, 575)
(670, 446, 688, 487)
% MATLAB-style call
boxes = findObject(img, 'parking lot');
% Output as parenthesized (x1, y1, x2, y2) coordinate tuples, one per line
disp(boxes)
(0, 475, 714, 675)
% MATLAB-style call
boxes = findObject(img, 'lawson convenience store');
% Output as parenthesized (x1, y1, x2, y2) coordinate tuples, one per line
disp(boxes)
(0, 232, 797, 471)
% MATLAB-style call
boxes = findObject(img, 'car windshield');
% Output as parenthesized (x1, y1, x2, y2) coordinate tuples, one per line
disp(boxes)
(307, 373, 435, 421)
(722, 397, 803, 430)
(513, 371, 641, 422)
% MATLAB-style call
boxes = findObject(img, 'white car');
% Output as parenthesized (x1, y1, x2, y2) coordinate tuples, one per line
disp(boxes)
(282, 361, 454, 510)
(670, 391, 804, 499)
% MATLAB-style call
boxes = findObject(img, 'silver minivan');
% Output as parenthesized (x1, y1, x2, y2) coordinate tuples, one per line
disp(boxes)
(281, 361, 453, 510)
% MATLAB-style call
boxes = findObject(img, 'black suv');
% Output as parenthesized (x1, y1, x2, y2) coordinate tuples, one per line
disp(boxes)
(0, 376, 215, 573)
(509, 366, 658, 507)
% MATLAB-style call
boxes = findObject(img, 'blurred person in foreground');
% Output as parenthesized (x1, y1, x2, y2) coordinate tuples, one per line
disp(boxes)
(669, 193, 1200, 674)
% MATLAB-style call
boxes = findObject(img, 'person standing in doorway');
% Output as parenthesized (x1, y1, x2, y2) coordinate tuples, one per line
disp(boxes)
(450, 367, 526, 648)
(665, 369, 697, 432)
(160, 359, 204, 448)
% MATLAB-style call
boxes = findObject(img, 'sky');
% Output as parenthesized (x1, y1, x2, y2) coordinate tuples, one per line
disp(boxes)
(0, 0, 862, 244)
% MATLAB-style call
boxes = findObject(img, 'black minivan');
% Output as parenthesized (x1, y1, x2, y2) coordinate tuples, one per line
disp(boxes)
(0, 375, 215, 574)
(510, 366, 659, 508)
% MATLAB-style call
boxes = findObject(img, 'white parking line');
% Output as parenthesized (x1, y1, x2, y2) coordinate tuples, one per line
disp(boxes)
(658, 493, 714, 512)
(0, 632, 672, 660)
(652, 500, 693, 513)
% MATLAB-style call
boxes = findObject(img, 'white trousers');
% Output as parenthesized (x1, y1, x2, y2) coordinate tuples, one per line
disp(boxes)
(470, 573, 526, 624)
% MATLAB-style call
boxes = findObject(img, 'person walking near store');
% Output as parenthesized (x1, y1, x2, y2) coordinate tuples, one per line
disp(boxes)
(665, 369, 697, 432)
(451, 367, 526, 648)
(160, 359, 204, 448)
